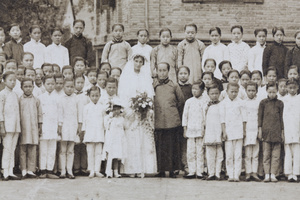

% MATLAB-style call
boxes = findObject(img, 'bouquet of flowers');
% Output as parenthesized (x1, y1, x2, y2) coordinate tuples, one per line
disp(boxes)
(105, 101, 114, 116)
(131, 92, 153, 120)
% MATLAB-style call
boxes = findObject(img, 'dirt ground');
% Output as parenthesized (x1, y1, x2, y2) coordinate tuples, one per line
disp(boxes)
(1, 176, 300, 200)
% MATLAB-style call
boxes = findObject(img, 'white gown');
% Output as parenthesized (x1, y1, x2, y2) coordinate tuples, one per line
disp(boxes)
(118, 59, 157, 174)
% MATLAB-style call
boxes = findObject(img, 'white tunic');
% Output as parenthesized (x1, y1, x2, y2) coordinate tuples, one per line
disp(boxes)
(228, 40, 250, 72)
(282, 94, 300, 144)
(248, 42, 265, 72)
(182, 97, 205, 138)
(204, 103, 222, 145)
(38, 91, 59, 140)
(202, 42, 229, 79)
(244, 97, 260, 146)
(58, 94, 80, 141)
(44, 43, 69, 68)
(82, 102, 105, 143)
(219, 88, 247, 101)
(24, 39, 46, 69)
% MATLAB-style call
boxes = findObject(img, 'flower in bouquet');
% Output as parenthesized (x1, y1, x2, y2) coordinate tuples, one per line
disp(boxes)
(130, 92, 153, 120)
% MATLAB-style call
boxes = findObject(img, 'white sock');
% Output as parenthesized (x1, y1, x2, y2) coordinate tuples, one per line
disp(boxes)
(8, 168, 14, 176)
(27, 171, 35, 175)
(3, 169, 9, 178)
(271, 174, 276, 179)
(22, 170, 27, 176)
(265, 174, 270, 179)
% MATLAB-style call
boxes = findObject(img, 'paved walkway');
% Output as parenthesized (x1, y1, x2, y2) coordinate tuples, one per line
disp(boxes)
(0, 177, 300, 200)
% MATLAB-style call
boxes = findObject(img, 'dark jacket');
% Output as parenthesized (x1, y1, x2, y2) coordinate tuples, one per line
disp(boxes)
(285, 45, 300, 76)
(4, 39, 24, 65)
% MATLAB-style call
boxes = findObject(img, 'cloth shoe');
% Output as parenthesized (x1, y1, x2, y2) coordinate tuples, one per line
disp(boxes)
(264, 174, 270, 182)
(270, 174, 278, 182)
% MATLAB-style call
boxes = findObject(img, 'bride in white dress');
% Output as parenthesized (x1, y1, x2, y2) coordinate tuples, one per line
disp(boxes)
(118, 54, 157, 177)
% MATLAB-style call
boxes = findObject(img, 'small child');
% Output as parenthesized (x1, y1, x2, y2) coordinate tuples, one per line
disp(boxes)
(44, 27, 69, 68)
(5, 59, 23, 97)
(202, 27, 229, 79)
(287, 65, 300, 94)
(220, 83, 247, 182)
(248, 28, 267, 72)
(3, 23, 24, 65)
(251, 70, 267, 101)
(101, 24, 132, 69)
(99, 62, 112, 76)
(24, 68, 43, 97)
(265, 67, 278, 84)
(219, 70, 247, 101)
(285, 31, 300, 76)
(16, 65, 25, 82)
(65, 19, 95, 66)
(73, 74, 89, 176)
(83, 68, 97, 92)
(58, 78, 81, 179)
(104, 101, 126, 178)
(35, 68, 45, 93)
(132, 29, 152, 77)
(53, 64, 61, 75)
(62, 65, 74, 80)
(21, 52, 34, 69)
(201, 72, 214, 103)
(53, 73, 64, 97)
(153, 62, 185, 178)
(41, 63, 54, 76)
(73, 57, 87, 76)
(97, 71, 108, 99)
(38, 75, 59, 179)
(19, 78, 42, 178)
(177, 23, 206, 83)
(218, 60, 233, 90)
(262, 27, 288, 79)
(258, 82, 284, 182)
(244, 81, 261, 182)
(0, 27, 5, 53)
(277, 78, 287, 100)
(82, 86, 105, 178)
(110, 67, 122, 82)
(282, 79, 300, 182)
(182, 81, 206, 179)
(240, 69, 251, 90)
(203, 58, 224, 91)
(178, 66, 193, 103)
(204, 84, 223, 180)
(0, 72, 21, 180)
(24, 25, 46, 69)
(151, 28, 178, 83)
(227, 25, 250, 72)
(101, 77, 118, 106)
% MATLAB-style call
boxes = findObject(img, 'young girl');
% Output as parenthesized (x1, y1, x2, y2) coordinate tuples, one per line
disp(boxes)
(99, 62, 112, 76)
(58, 78, 81, 179)
(154, 62, 185, 178)
(44, 27, 69, 68)
(219, 70, 247, 101)
(248, 28, 267, 72)
(83, 68, 97, 92)
(177, 23, 205, 83)
(285, 31, 300, 76)
(41, 63, 54, 76)
(110, 67, 122, 82)
(35, 68, 45, 93)
(62, 65, 74, 80)
(204, 84, 223, 181)
(97, 71, 108, 99)
(203, 59, 224, 91)
(53, 64, 61, 75)
(244, 81, 261, 182)
(82, 86, 105, 178)
(277, 78, 287, 100)
(53, 73, 64, 97)
(240, 69, 251, 90)
(19, 78, 42, 178)
(227, 25, 250, 72)
(258, 82, 284, 182)
(178, 66, 193, 102)
(220, 83, 247, 182)
(282, 79, 300, 182)
(101, 24, 132, 69)
(202, 27, 229, 79)
(262, 27, 288, 79)
(201, 72, 214, 103)
(24, 25, 46, 69)
(24, 68, 43, 97)
(104, 102, 126, 178)
(151, 28, 178, 83)
(251, 70, 267, 101)
(3, 23, 24, 65)
(73, 57, 87, 76)
(182, 81, 206, 179)
(0, 72, 21, 180)
(38, 75, 59, 179)
(218, 60, 233, 90)
(22, 52, 34, 69)
(132, 29, 152, 77)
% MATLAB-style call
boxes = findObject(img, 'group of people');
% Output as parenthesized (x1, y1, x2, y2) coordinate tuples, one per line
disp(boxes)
(0, 18, 299, 184)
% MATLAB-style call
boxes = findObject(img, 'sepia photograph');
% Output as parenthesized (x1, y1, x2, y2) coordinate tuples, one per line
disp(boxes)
(0, 0, 300, 199)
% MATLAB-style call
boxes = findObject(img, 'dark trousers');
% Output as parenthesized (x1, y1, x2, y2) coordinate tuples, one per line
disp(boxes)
(263, 142, 281, 175)
(73, 143, 87, 173)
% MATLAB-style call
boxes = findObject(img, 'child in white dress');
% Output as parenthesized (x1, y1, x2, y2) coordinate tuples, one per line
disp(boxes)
(82, 86, 105, 178)
(0, 72, 21, 180)
(103, 101, 126, 178)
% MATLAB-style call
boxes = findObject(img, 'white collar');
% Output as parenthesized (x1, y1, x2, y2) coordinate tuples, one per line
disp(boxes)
(52, 42, 61, 47)
(212, 41, 220, 46)
(232, 40, 242, 45)
(137, 41, 147, 47)
(31, 38, 41, 43)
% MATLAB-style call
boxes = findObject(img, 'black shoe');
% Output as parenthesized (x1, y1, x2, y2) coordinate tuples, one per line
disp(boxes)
(9, 175, 21, 180)
(73, 171, 81, 176)
(206, 176, 215, 181)
(183, 174, 196, 179)
(154, 172, 166, 177)
(80, 171, 89, 176)
(27, 174, 37, 179)
(196, 175, 204, 179)
(67, 174, 75, 179)
(169, 171, 176, 178)
(215, 176, 221, 181)
(21, 174, 27, 180)
(2, 177, 9, 181)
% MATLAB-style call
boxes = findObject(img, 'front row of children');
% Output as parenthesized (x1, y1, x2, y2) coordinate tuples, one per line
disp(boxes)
(183, 76, 300, 182)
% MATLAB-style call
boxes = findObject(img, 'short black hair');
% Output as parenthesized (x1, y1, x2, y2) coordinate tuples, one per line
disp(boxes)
(209, 27, 221, 36)
(73, 19, 85, 27)
(245, 81, 258, 91)
(21, 78, 34, 88)
(266, 81, 278, 90)
(227, 69, 240, 78)
(3, 71, 15, 81)
(137, 29, 149, 37)
(218, 60, 232, 72)
(207, 83, 220, 93)
(159, 28, 172, 37)
(112, 24, 124, 31)
(29, 25, 41, 34)
(272, 26, 285, 37)
(184, 23, 197, 32)
(157, 62, 170, 71)
(51, 27, 63, 35)
(227, 82, 240, 90)
(201, 71, 214, 79)
(178, 66, 190, 75)
(251, 70, 263, 79)
(42, 75, 55, 84)
(204, 59, 216, 67)
(254, 28, 267, 37)
(240, 69, 251, 78)
(192, 81, 205, 90)
(231, 25, 243, 34)
(286, 78, 299, 86)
